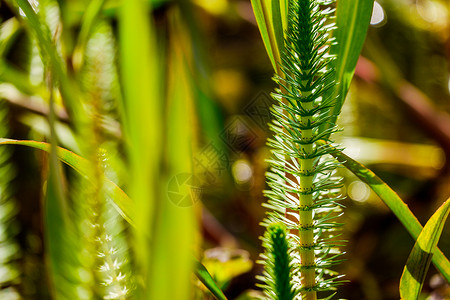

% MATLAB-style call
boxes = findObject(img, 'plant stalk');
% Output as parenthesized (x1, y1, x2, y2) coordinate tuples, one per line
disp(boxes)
(298, 90, 316, 299)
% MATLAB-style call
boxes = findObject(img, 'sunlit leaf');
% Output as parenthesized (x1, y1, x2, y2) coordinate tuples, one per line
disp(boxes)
(250, 0, 276, 72)
(271, 0, 284, 67)
(320, 0, 374, 137)
(194, 260, 228, 300)
(250, 0, 287, 75)
(45, 158, 78, 300)
(119, 0, 167, 297)
(0, 138, 134, 225)
(176, 1, 225, 150)
(146, 9, 197, 300)
(12, 0, 83, 121)
(202, 248, 253, 288)
(400, 199, 450, 300)
(317, 140, 450, 282)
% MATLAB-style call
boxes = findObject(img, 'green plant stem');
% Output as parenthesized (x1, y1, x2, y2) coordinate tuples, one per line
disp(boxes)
(298, 91, 316, 299)
(262, 0, 343, 296)
(260, 223, 296, 300)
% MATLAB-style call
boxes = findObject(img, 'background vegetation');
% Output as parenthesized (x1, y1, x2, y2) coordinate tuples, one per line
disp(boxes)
(0, 0, 449, 299)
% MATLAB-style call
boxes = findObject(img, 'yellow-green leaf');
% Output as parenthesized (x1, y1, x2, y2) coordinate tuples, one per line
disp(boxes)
(0, 138, 134, 225)
(251, 0, 275, 71)
(320, 0, 374, 137)
(317, 140, 450, 282)
(250, 0, 287, 75)
(400, 199, 450, 300)
(13, 0, 83, 122)
(194, 260, 228, 300)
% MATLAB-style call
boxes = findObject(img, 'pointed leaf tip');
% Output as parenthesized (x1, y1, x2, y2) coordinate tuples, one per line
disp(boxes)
(400, 198, 450, 300)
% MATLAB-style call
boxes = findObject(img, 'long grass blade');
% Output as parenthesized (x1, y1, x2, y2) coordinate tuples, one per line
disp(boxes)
(119, 0, 163, 296)
(320, 0, 374, 137)
(11, 0, 83, 120)
(44, 160, 78, 300)
(250, 0, 276, 71)
(271, 0, 284, 67)
(0, 138, 134, 225)
(45, 77, 81, 300)
(194, 260, 228, 300)
(399, 198, 450, 300)
(146, 8, 198, 300)
(318, 140, 450, 281)
(250, 0, 286, 75)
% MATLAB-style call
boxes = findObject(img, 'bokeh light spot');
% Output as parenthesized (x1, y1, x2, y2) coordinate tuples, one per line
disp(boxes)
(232, 159, 253, 185)
(370, 1, 386, 26)
(348, 181, 370, 203)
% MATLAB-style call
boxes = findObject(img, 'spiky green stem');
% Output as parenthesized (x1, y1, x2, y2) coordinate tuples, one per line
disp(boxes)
(260, 0, 344, 299)
(298, 87, 316, 299)
(259, 223, 296, 300)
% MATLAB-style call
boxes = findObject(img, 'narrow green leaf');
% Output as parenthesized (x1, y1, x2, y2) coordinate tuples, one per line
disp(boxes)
(317, 140, 450, 282)
(119, 0, 163, 296)
(45, 159, 78, 300)
(12, 0, 83, 121)
(320, 0, 374, 137)
(146, 10, 197, 300)
(0, 138, 134, 225)
(271, 0, 284, 63)
(251, 0, 287, 75)
(176, 1, 225, 150)
(194, 260, 228, 300)
(279, 0, 288, 37)
(250, 0, 276, 71)
(45, 80, 81, 300)
(400, 199, 450, 300)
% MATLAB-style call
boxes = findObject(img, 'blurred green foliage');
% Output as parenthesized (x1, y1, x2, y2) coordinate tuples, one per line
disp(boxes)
(0, 0, 449, 299)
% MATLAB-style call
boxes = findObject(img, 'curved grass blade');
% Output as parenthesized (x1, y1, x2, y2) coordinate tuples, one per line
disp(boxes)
(320, 0, 374, 138)
(119, 0, 163, 296)
(0, 138, 134, 225)
(0, 138, 226, 298)
(11, 0, 83, 120)
(250, 0, 287, 75)
(400, 199, 450, 300)
(317, 140, 450, 281)
(250, 0, 276, 71)
(45, 152, 80, 299)
(271, 0, 284, 69)
(176, 1, 225, 150)
(194, 260, 228, 300)
(144, 10, 198, 300)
